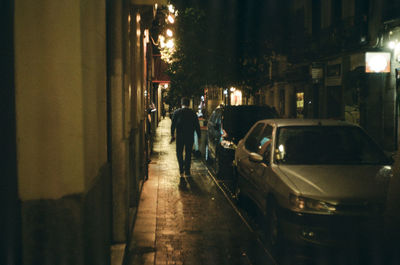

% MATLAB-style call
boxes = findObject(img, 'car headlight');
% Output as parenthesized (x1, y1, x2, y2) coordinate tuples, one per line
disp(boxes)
(289, 194, 336, 213)
(220, 139, 237, 150)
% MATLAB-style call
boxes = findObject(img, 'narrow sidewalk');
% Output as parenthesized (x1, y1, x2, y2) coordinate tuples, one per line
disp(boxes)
(123, 118, 274, 265)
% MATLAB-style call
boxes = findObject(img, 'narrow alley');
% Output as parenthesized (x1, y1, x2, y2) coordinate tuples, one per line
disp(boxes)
(124, 118, 277, 265)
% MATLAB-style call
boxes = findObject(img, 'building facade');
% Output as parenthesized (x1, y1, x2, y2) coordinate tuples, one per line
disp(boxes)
(2, 0, 166, 264)
(268, 0, 400, 151)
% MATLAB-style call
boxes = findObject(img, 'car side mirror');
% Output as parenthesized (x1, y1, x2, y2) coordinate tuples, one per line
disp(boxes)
(249, 152, 263, 163)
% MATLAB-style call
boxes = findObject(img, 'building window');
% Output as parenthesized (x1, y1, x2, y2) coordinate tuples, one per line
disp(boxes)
(296, 92, 304, 118)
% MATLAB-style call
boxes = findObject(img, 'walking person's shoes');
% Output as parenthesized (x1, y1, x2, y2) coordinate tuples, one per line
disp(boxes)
(179, 174, 186, 187)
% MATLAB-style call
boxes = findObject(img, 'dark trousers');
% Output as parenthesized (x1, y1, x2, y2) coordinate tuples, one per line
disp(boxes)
(176, 136, 194, 174)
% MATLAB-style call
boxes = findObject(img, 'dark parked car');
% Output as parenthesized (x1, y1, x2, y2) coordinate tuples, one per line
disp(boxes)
(206, 105, 278, 177)
(235, 119, 393, 254)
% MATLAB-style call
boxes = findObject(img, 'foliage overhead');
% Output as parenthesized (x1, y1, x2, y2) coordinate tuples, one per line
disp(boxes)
(165, 0, 289, 101)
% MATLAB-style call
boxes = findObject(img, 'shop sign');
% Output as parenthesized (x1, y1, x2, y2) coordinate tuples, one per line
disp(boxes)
(311, 68, 323, 79)
(365, 52, 391, 73)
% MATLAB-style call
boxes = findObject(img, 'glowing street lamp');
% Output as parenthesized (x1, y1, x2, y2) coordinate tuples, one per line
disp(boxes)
(166, 29, 173, 37)
(166, 39, 174, 49)
(167, 15, 175, 24)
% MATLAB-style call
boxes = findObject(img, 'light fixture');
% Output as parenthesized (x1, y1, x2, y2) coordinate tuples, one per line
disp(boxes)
(166, 39, 174, 49)
(167, 15, 175, 24)
(168, 4, 175, 13)
(166, 29, 173, 37)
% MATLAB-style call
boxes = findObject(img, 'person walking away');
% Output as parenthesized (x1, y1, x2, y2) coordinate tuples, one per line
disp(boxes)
(171, 97, 201, 179)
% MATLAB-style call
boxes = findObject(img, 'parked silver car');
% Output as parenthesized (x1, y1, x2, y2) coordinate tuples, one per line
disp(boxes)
(234, 119, 393, 251)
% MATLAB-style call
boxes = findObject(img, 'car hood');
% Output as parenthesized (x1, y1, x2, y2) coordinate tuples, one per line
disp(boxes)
(277, 164, 392, 202)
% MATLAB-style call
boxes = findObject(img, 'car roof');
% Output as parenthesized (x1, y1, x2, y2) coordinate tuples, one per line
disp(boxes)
(259, 118, 359, 127)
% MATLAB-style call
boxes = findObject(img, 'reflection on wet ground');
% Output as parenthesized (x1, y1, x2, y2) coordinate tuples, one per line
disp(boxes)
(127, 118, 400, 265)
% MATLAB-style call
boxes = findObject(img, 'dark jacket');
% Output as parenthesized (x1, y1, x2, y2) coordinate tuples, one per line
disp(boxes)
(171, 107, 201, 142)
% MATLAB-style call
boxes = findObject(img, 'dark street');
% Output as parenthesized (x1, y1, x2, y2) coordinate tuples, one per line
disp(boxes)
(3, 1, 400, 265)
(124, 118, 400, 265)
(125, 118, 276, 265)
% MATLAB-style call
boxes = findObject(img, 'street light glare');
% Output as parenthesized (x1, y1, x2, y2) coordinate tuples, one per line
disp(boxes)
(166, 29, 173, 37)
(166, 39, 174, 48)
(168, 15, 175, 24)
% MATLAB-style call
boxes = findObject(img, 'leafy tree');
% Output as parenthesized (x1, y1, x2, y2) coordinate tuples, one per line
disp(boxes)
(165, 0, 289, 103)
(166, 7, 207, 98)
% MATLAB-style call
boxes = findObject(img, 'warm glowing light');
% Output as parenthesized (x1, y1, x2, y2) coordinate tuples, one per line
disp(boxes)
(230, 87, 236, 92)
(167, 15, 175, 23)
(366, 52, 390, 73)
(136, 13, 141, 23)
(389, 41, 396, 49)
(165, 83, 169, 88)
(168, 4, 175, 13)
(369, 56, 387, 72)
(279, 145, 285, 152)
(166, 39, 174, 48)
(155, 3, 158, 10)
(166, 29, 173, 37)
(128, 15, 131, 23)
(230, 90, 242, 105)
(144, 29, 149, 43)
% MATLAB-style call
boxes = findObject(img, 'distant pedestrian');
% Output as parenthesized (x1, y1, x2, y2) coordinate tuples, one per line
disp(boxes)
(171, 97, 201, 178)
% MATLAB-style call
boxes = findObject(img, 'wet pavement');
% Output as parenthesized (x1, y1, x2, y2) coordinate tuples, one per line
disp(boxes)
(124, 118, 276, 265)
(124, 118, 400, 265)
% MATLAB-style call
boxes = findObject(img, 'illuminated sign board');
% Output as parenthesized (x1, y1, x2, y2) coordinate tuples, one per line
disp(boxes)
(365, 52, 391, 73)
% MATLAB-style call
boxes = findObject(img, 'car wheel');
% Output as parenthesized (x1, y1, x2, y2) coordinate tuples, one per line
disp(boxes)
(265, 200, 282, 256)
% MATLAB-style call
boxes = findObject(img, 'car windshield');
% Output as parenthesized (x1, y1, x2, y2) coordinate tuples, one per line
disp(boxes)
(275, 126, 391, 165)
(223, 106, 278, 141)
